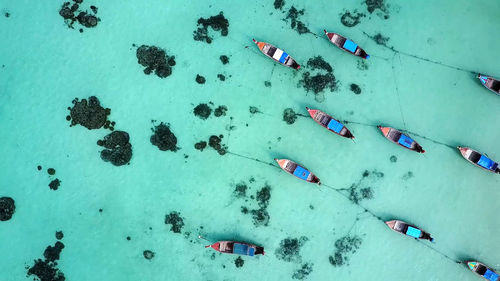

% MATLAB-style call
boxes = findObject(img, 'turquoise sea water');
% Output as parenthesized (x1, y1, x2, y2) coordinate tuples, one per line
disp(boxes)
(1, 0, 499, 280)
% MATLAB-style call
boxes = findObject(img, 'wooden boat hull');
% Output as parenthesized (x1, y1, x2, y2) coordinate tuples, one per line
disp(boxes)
(206, 241, 265, 256)
(467, 261, 499, 281)
(324, 30, 369, 59)
(385, 220, 433, 241)
(275, 158, 320, 185)
(478, 74, 500, 95)
(306, 107, 354, 139)
(378, 126, 425, 153)
(458, 146, 499, 174)
(253, 39, 300, 70)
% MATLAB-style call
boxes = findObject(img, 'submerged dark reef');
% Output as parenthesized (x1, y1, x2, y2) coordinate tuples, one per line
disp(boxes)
(275, 236, 308, 263)
(195, 74, 206, 84)
(293, 263, 313, 280)
(208, 135, 227, 155)
(59, 0, 100, 32)
(340, 10, 365, 27)
(143, 250, 155, 260)
(234, 179, 272, 227)
(193, 12, 229, 43)
(220, 55, 229, 64)
(49, 179, 61, 191)
(193, 103, 228, 120)
(136, 45, 176, 78)
(284, 6, 310, 35)
(150, 122, 178, 152)
(234, 256, 244, 268)
(165, 211, 184, 233)
(274, 0, 285, 10)
(67, 97, 114, 130)
(350, 83, 362, 95)
(329, 235, 362, 267)
(0, 197, 15, 221)
(365, 0, 390, 18)
(27, 240, 65, 281)
(341, 169, 384, 204)
(299, 56, 338, 102)
(283, 108, 297, 125)
(97, 131, 133, 166)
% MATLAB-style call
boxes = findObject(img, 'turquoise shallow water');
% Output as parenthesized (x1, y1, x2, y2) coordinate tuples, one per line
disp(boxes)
(1, 0, 499, 280)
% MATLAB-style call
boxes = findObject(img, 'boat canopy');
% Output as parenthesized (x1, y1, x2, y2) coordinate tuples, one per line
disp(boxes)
(405, 226, 422, 238)
(233, 243, 254, 256)
(293, 166, 311, 180)
(491, 80, 500, 92)
(398, 134, 414, 148)
(483, 269, 499, 281)
(478, 155, 495, 170)
(343, 40, 358, 53)
(327, 119, 344, 133)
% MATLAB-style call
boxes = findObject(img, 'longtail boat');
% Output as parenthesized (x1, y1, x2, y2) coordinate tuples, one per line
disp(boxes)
(275, 158, 320, 185)
(324, 30, 370, 59)
(306, 107, 354, 139)
(252, 39, 300, 70)
(385, 220, 434, 242)
(378, 126, 425, 153)
(478, 74, 500, 95)
(467, 261, 499, 281)
(458, 146, 499, 174)
(204, 240, 264, 256)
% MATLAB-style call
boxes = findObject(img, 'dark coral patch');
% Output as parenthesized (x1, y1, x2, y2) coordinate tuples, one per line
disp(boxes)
(194, 141, 207, 151)
(136, 45, 175, 78)
(373, 33, 389, 46)
(143, 250, 155, 260)
(193, 103, 212, 120)
(307, 56, 332, 73)
(220, 55, 229, 64)
(67, 96, 113, 130)
(196, 74, 206, 84)
(264, 81, 272, 87)
(390, 155, 397, 163)
(193, 12, 229, 44)
(47, 168, 56, 175)
(365, 0, 389, 14)
(293, 263, 313, 280)
(37, 165, 42, 171)
(249, 106, 260, 114)
(235, 256, 244, 268)
(208, 135, 227, 155)
(44, 242, 65, 262)
(234, 183, 248, 197)
(275, 236, 308, 262)
(49, 179, 61, 191)
(0, 197, 15, 221)
(59, 1, 100, 30)
(329, 236, 362, 267)
(350, 84, 362, 95)
(250, 208, 270, 227)
(55, 231, 64, 240)
(165, 211, 184, 233)
(300, 72, 337, 95)
(97, 131, 133, 166)
(285, 6, 310, 34)
(283, 108, 297, 125)
(150, 122, 178, 152)
(214, 105, 227, 117)
(217, 74, 226, 81)
(274, 0, 285, 10)
(340, 10, 365, 27)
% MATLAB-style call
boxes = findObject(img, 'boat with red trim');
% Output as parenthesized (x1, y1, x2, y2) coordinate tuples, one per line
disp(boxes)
(467, 261, 499, 281)
(306, 107, 354, 139)
(275, 158, 320, 185)
(385, 220, 434, 242)
(377, 126, 425, 153)
(252, 39, 300, 70)
(324, 30, 369, 59)
(458, 146, 499, 174)
(478, 74, 500, 95)
(205, 240, 264, 256)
